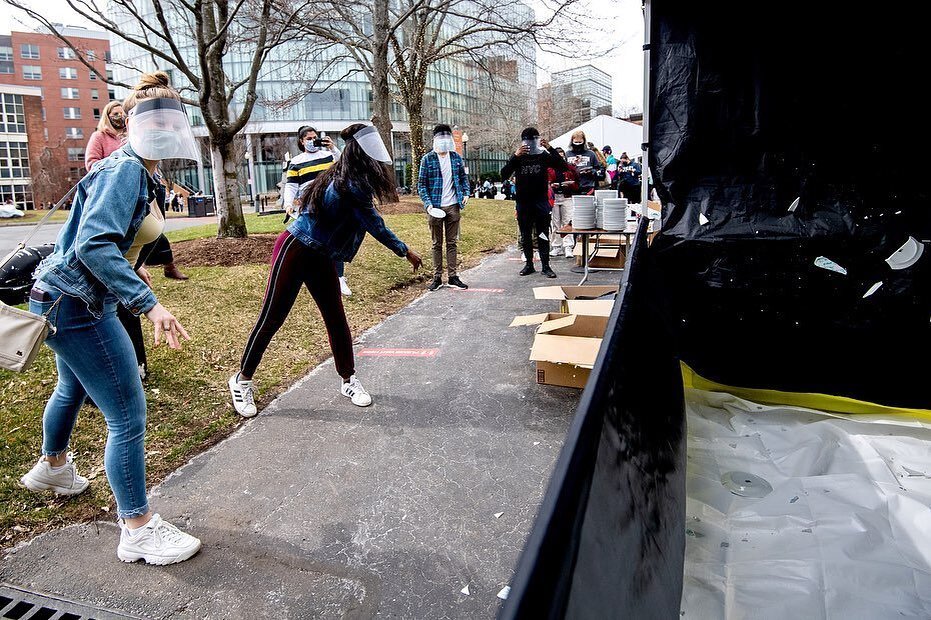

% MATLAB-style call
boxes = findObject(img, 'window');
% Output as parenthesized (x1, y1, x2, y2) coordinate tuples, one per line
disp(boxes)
(106, 69, 113, 81)
(22, 65, 42, 80)
(0, 61, 12, 75)
(86, 50, 96, 61)
(57, 47, 76, 60)
(104, 50, 111, 63)
(93, 107, 101, 120)
(63, 107, 81, 119)
(89, 71, 97, 80)
(65, 127, 84, 139)
(0, 93, 26, 133)
(91, 89, 100, 100)
(60, 67, 78, 80)
(41, 108, 46, 121)
(0, 141, 31, 179)
(107, 89, 115, 101)
(0, 45, 12, 61)
(43, 128, 48, 141)
(68, 167, 85, 182)
(0, 44, 12, 74)
(61, 88, 80, 99)
(20, 43, 39, 59)
(67, 147, 85, 162)
(0, 183, 33, 210)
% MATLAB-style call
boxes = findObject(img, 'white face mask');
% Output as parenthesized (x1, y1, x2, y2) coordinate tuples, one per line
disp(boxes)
(304, 139, 319, 153)
(433, 133, 455, 153)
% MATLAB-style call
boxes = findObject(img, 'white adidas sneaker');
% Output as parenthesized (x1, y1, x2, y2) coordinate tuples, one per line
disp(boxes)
(340, 375, 372, 407)
(117, 513, 202, 565)
(20, 452, 89, 496)
(228, 373, 257, 417)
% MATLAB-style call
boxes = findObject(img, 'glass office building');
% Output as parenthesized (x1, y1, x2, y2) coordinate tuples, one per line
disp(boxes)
(548, 65, 613, 137)
(108, 1, 536, 195)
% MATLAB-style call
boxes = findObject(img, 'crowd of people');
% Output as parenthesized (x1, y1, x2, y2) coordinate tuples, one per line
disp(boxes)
(17, 67, 644, 568)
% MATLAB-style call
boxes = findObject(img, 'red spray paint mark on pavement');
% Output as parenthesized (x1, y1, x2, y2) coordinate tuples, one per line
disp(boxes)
(357, 348, 440, 357)
(449, 287, 504, 293)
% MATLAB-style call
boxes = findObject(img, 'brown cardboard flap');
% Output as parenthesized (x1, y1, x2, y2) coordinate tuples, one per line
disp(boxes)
(537, 314, 609, 337)
(533, 285, 619, 301)
(509, 312, 568, 327)
(530, 334, 602, 368)
(564, 299, 615, 317)
(594, 247, 620, 259)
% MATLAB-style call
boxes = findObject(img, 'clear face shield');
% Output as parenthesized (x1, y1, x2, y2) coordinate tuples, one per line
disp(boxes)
(127, 98, 201, 166)
(351, 125, 392, 163)
(433, 132, 456, 153)
(522, 137, 544, 155)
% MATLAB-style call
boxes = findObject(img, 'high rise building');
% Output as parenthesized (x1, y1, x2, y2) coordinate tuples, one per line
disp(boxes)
(539, 65, 613, 138)
(0, 28, 113, 207)
(0, 83, 43, 209)
(106, 2, 536, 194)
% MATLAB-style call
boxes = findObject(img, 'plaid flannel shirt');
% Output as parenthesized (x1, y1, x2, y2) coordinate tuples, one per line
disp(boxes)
(417, 151, 470, 210)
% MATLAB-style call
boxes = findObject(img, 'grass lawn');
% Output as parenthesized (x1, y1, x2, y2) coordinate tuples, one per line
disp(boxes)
(0, 199, 517, 545)
(0, 208, 192, 228)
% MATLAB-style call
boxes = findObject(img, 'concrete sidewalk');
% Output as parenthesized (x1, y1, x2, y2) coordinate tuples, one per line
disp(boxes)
(1, 249, 618, 619)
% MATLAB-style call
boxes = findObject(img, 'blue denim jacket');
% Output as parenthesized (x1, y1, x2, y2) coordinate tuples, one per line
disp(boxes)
(287, 180, 408, 262)
(35, 145, 159, 318)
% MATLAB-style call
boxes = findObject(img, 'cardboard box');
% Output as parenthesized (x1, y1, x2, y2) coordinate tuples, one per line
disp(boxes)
(533, 285, 618, 314)
(576, 244, 626, 268)
(529, 314, 609, 388)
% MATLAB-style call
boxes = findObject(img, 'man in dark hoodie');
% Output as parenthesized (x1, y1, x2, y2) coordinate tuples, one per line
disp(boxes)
(565, 130, 603, 195)
(501, 127, 568, 278)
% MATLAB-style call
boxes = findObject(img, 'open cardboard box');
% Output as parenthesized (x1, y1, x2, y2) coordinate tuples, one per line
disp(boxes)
(533, 285, 617, 316)
(511, 313, 610, 389)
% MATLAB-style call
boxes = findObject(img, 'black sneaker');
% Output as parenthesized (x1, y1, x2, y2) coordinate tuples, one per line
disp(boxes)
(541, 266, 557, 278)
(519, 264, 536, 276)
(448, 276, 468, 290)
(428, 277, 443, 291)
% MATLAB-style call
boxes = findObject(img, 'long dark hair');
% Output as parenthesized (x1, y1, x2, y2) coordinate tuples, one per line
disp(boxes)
(296, 125, 315, 152)
(300, 123, 398, 214)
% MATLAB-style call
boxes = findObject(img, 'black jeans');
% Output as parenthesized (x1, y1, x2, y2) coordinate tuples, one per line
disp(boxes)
(518, 210, 551, 267)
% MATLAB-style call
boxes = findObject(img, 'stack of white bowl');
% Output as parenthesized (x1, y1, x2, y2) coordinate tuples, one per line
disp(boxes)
(602, 198, 628, 231)
(593, 190, 617, 230)
(572, 195, 596, 229)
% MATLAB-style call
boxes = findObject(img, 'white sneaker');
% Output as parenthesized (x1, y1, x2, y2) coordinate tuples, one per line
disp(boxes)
(549, 247, 563, 257)
(340, 375, 372, 407)
(339, 276, 352, 297)
(20, 452, 89, 496)
(117, 513, 201, 565)
(228, 373, 257, 417)
(565, 246, 575, 258)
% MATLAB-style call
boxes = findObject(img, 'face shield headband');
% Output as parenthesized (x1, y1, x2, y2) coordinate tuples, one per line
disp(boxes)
(433, 132, 455, 153)
(127, 97, 201, 166)
(350, 125, 392, 163)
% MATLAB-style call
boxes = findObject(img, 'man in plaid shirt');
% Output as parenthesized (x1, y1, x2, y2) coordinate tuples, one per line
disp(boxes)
(418, 124, 471, 291)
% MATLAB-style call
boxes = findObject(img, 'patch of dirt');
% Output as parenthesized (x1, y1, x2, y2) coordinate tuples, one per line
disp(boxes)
(378, 195, 424, 215)
(173, 234, 278, 267)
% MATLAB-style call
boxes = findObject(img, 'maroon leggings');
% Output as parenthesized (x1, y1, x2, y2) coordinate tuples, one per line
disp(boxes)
(240, 231, 354, 379)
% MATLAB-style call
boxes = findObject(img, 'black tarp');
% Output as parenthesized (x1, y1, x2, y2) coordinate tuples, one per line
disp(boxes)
(500, 218, 686, 619)
(650, 3, 931, 409)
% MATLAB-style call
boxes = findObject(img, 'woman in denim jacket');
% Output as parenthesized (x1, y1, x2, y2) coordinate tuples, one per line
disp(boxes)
(230, 123, 422, 416)
(21, 72, 201, 565)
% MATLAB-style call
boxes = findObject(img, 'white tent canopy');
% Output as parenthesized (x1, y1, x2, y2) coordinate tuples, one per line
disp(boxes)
(551, 115, 643, 158)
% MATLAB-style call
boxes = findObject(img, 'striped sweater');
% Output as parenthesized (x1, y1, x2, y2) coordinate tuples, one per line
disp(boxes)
(283, 147, 341, 210)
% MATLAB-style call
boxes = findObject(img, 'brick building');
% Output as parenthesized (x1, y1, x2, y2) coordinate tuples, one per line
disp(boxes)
(0, 27, 113, 208)
(0, 83, 42, 209)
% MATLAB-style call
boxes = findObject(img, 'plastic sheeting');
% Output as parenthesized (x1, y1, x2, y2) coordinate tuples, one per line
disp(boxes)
(682, 389, 931, 619)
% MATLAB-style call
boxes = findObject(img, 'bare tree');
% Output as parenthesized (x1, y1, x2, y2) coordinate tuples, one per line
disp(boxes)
(3, 0, 313, 238)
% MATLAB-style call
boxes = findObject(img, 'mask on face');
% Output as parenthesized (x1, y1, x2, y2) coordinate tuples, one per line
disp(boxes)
(110, 116, 125, 129)
(433, 134, 455, 153)
(304, 140, 319, 153)
(127, 97, 201, 165)
(144, 129, 182, 158)
(571, 140, 585, 151)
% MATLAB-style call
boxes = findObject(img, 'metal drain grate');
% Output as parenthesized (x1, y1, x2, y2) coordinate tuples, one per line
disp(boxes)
(0, 584, 138, 620)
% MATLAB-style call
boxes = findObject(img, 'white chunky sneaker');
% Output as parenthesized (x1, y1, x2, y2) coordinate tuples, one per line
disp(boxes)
(339, 276, 352, 297)
(20, 452, 89, 496)
(228, 373, 257, 417)
(117, 513, 201, 565)
(340, 375, 372, 407)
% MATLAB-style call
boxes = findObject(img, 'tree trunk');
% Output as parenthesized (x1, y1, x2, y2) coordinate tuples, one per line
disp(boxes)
(408, 102, 426, 188)
(211, 140, 247, 238)
(370, 0, 394, 158)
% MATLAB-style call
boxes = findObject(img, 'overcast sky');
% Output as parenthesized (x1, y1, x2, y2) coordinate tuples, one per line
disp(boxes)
(1, 0, 644, 112)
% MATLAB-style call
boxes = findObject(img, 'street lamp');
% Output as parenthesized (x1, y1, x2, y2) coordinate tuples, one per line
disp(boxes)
(461, 131, 469, 175)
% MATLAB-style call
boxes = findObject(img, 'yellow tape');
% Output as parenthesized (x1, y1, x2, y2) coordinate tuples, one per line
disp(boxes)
(681, 363, 931, 422)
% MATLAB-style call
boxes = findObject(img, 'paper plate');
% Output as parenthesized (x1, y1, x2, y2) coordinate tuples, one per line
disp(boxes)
(427, 207, 446, 218)
(885, 236, 924, 270)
